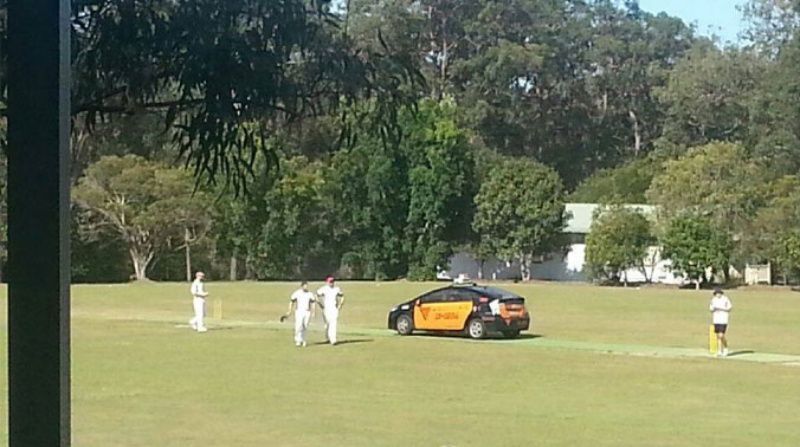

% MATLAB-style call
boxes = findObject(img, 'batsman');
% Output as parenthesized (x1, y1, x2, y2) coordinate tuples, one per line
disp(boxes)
(284, 281, 316, 347)
(709, 287, 732, 357)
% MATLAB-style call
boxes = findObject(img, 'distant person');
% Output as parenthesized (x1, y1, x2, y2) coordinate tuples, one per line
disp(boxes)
(317, 276, 344, 345)
(709, 287, 732, 357)
(285, 281, 316, 347)
(189, 271, 209, 333)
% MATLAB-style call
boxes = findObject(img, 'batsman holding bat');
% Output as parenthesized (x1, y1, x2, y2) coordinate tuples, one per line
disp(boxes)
(285, 281, 316, 347)
(709, 287, 732, 357)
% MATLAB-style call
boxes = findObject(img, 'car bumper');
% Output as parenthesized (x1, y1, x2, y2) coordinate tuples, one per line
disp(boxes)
(482, 316, 530, 333)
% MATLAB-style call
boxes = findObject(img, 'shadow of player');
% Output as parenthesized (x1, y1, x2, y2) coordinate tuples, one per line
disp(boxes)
(725, 350, 755, 357)
(312, 338, 374, 346)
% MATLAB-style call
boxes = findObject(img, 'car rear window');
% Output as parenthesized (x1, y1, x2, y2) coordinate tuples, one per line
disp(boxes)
(479, 286, 522, 300)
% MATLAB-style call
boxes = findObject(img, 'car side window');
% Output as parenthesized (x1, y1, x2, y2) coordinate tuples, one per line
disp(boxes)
(418, 290, 448, 304)
(450, 289, 479, 302)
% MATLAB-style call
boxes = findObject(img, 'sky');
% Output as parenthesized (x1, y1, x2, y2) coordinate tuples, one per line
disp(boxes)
(637, 0, 749, 44)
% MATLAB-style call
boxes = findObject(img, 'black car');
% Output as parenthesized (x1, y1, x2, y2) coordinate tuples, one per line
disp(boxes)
(387, 284, 531, 339)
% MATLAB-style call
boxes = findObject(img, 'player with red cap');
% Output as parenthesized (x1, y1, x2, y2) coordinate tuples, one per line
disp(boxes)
(317, 275, 344, 345)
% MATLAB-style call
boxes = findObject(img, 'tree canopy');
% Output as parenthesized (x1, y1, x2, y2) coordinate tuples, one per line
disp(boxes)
(473, 157, 566, 281)
(5, 0, 800, 283)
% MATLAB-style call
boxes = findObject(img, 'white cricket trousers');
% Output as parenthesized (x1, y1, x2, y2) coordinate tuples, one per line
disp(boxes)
(294, 310, 311, 345)
(324, 308, 338, 345)
(190, 297, 206, 329)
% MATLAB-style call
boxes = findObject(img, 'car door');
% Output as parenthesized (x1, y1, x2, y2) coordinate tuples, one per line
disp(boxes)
(413, 290, 447, 330)
(448, 289, 480, 330)
(414, 288, 475, 331)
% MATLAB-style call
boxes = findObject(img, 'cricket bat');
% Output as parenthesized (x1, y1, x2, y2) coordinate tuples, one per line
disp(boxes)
(708, 324, 718, 355)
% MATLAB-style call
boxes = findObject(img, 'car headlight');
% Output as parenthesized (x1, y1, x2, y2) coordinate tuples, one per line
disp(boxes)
(390, 307, 398, 312)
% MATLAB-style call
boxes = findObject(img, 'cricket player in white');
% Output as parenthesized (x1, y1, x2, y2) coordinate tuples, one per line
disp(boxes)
(709, 287, 732, 357)
(189, 271, 208, 333)
(317, 276, 344, 345)
(286, 281, 315, 347)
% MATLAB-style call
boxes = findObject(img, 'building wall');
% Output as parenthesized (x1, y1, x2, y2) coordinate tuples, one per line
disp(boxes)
(443, 244, 687, 285)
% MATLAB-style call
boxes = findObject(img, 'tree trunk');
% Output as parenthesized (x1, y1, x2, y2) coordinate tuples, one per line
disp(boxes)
(628, 110, 641, 156)
(185, 241, 192, 283)
(695, 278, 701, 290)
(477, 259, 484, 280)
(623, 270, 628, 287)
(245, 252, 255, 280)
(520, 255, 531, 281)
(130, 249, 153, 281)
(439, 16, 448, 100)
(230, 248, 239, 281)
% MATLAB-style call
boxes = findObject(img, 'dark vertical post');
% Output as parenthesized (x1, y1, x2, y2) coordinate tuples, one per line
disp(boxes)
(7, 0, 72, 445)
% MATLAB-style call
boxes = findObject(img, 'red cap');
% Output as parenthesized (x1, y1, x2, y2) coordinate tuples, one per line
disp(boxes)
(325, 276, 335, 283)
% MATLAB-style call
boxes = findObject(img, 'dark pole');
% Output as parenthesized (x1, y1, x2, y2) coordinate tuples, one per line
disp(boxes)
(7, 0, 72, 445)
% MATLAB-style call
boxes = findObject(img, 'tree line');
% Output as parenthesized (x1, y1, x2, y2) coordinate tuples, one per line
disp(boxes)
(1, 1, 800, 283)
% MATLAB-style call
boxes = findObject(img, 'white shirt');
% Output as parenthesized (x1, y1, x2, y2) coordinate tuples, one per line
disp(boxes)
(291, 289, 316, 313)
(191, 279, 208, 299)
(317, 285, 342, 310)
(709, 295, 732, 325)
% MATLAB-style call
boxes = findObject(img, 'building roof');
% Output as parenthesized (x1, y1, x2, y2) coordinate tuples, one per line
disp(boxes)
(565, 203, 656, 234)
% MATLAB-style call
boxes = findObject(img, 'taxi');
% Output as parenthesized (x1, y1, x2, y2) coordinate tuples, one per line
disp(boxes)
(387, 283, 531, 339)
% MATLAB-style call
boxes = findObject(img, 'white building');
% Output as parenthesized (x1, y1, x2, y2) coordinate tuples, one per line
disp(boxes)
(443, 203, 687, 284)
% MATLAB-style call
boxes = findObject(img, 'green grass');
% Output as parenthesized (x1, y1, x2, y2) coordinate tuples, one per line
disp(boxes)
(1, 281, 800, 446)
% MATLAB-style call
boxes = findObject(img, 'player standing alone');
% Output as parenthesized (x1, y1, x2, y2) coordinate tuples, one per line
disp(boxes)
(709, 287, 732, 357)
(317, 276, 344, 345)
(189, 271, 209, 333)
(286, 281, 316, 347)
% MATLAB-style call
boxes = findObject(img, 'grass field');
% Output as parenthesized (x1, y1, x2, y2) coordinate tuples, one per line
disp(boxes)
(1, 281, 800, 446)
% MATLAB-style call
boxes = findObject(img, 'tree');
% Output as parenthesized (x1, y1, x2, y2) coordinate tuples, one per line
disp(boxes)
(322, 99, 476, 280)
(585, 1, 694, 159)
(1, 0, 422, 191)
(646, 141, 766, 247)
(748, 28, 800, 176)
(585, 206, 653, 285)
(212, 195, 261, 281)
(348, 0, 695, 188)
(742, 0, 800, 55)
(254, 157, 337, 279)
(656, 43, 763, 150)
(746, 176, 800, 283)
(71, 206, 132, 283)
(473, 157, 566, 281)
(73, 155, 212, 280)
(325, 130, 409, 280)
(660, 216, 732, 289)
(569, 157, 657, 204)
(146, 170, 213, 281)
(402, 100, 476, 280)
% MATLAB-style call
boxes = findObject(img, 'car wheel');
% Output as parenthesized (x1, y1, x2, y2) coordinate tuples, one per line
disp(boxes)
(395, 313, 414, 336)
(467, 318, 486, 339)
(502, 329, 521, 339)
